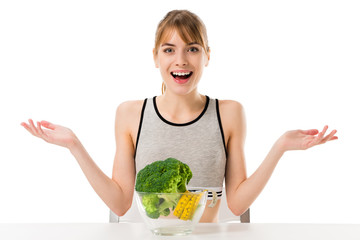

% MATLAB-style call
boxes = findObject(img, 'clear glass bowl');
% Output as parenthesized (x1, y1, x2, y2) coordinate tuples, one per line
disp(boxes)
(135, 189, 208, 236)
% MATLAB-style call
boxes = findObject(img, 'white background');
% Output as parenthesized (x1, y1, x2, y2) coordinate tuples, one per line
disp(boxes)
(0, 0, 359, 223)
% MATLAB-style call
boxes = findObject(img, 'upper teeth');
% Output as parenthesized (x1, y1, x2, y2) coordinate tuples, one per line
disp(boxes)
(172, 72, 191, 76)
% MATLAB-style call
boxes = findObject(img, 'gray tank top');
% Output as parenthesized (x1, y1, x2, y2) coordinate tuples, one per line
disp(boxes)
(134, 96, 227, 198)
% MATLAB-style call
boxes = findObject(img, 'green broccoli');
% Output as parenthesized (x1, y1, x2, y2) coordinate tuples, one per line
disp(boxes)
(135, 158, 193, 219)
(141, 194, 161, 219)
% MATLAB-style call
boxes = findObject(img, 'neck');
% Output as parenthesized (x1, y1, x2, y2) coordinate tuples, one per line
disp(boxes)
(157, 90, 206, 121)
(162, 90, 203, 109)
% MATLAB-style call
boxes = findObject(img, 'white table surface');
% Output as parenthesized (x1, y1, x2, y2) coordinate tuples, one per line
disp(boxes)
(0, 223, 359, 240)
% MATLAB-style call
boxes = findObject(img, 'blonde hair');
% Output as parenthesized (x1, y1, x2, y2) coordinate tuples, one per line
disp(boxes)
(154, 10, 210, 94)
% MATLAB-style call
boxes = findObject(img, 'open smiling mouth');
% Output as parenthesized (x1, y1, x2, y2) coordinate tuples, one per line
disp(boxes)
(170, 71, 193, 84)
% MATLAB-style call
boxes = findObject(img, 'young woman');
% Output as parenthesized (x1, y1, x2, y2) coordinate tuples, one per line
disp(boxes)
(21, 10, 337, 223)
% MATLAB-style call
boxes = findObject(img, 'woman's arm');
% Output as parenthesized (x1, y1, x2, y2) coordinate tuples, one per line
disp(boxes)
(21, 101, 142, 216)
(220, 100, 337, 216)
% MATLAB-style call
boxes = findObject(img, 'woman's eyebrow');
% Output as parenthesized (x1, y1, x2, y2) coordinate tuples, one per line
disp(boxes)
(160, 42, 200, 47)
(161, 43, 175, 47)
(187, 42, 200, 46)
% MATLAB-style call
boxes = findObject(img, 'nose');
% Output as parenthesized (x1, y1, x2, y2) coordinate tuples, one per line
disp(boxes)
(175, 51, 188, 66)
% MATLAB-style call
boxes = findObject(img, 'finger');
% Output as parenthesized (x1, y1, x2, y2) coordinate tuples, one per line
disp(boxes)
(315, 125, 329, 143)
(28, 119, 40, 136)
(22, 120, 37, 136)
(21, 122, 34, 134)
(321, 130, 337, 143)
(40, 120, 56, 130)
(37, 121, 45, 136)
(300, 129, 319, 135)
(37, 121, 50, 142)
(320, 125, 329, 135)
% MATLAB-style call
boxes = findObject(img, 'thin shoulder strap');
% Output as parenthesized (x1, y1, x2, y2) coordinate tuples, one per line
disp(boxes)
(134, 98, 148, 159)
(215, 99, 227, 157)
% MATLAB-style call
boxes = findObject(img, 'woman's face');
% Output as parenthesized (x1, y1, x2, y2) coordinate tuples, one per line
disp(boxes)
(154, 30, 210, 96)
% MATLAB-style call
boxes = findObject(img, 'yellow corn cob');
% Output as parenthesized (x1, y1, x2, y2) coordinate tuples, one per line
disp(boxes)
(179, 195, 197, 220)
(173, 191, 191, 218)
(174, 191, 204, 221)
(185, 193, 202, 220)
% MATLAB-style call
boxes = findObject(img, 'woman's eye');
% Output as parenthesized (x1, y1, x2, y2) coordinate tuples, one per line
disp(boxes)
(188, 47, 199, 52)
(164, 48, 173, 53)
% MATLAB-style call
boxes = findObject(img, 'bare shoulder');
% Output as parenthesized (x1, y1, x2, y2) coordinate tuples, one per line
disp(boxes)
(218, 99, 243, 112)
(218, 99, 245, 122)
(218, 99, 246, 142)
(116, 100, 145, 119)
(115, 99, 146, 141)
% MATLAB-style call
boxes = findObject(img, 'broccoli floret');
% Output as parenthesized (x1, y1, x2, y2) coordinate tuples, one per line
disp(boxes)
(157, 193, 180, 216)
(160, 208, 170, 216)
(135, 158, 192, 193)
(135, 158, 192, 218)
(141, 194, 161, 219)
(141, 193, 178, 219)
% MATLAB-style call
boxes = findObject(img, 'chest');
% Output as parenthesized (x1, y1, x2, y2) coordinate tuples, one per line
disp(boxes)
(133, 97, 228, 188)
(135, 120, 227, 186)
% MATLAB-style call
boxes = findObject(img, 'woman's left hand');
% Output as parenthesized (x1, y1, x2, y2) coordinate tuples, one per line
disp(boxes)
(277, 125, 338, 152)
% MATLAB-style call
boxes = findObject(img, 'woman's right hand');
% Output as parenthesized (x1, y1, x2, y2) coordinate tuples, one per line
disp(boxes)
(21, 119, 79, 149)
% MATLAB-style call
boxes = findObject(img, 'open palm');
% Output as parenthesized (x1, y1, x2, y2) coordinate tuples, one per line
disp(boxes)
(278, 125, 338, 151)
(21, 119, 77, 149)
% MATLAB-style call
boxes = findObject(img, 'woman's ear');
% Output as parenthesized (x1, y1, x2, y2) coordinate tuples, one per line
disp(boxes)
(205, 48, 210, 67)
(153, 48, 159, 68)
